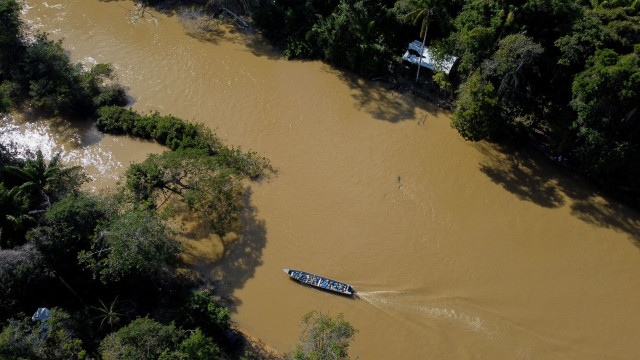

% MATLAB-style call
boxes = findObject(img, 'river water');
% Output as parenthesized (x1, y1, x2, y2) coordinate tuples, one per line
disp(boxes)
(11, 1, 640, 358)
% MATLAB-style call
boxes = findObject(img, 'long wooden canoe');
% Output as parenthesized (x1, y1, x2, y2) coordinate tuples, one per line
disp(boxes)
(283, 269, 355, 296)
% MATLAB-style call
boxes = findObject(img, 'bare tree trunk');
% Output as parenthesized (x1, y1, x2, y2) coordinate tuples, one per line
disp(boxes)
(57, 274, 81, 300)
(416, 21, 429, 83)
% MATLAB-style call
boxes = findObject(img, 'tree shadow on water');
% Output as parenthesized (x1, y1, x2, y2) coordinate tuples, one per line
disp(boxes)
(570, 194, 640, 244)
(242, 34, 285, 61)
(477, 142, 640, 244)
(329, 68, 439, 123)
(477, 143, 566, 209)
(203, 186, 267, 313)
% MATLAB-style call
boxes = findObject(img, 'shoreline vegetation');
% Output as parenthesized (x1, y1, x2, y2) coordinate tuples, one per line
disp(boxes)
(95, 105, 274, 180)
(1, 0, 358, 358)
(161, 0, 640, 209)
(1, 0, 638, 359)
(231, 325, 284, 360)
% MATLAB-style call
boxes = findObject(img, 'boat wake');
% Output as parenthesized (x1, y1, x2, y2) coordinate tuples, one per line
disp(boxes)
(357, 289, 534, 357)
(356, 290, 404, 303)
(356, 290, 501, 340)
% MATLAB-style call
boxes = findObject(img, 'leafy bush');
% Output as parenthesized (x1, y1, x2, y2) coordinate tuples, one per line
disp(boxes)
(0, 0, 23, 80)
(0, 81, 19, 113)
(0, 308, 86, 360)
(0, 243, 53, 320)
(96, 105, 272, 179)
(31, 194, 107, 277)
(570, 47, 640, 186)
(99, 317, 220, 360)
(125, 149, 242, 235)
(254, 0, 406, 76)
(79, 208, 182, 283)
(178, 290, 231, 338)
(0, 1, 126, 117)
(289, 311, 357, 360)
(96, 106, 208, 150)
(450, 71, 500, 140)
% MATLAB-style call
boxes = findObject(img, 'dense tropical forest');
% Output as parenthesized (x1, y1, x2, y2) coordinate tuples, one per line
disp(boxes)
(0, 0, 359, 359)
(245, 0, 640, 207)
(1, 0, 639, 358)
(138, 0, 640, 206)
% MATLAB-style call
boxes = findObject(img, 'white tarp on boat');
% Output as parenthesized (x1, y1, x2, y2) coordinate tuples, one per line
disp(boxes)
(402, 40, 457, 75)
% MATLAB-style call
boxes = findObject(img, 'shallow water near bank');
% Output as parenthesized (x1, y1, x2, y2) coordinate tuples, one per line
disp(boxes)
(13, 1, 640, 358)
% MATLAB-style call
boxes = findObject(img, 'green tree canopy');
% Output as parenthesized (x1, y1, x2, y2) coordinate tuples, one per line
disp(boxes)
(310, 1, 396, 75)
(450, 70, 500, 140)
(570, 46, 640, 183)
(0, 0, 125, 117)
(175, 290, 230, 341)
(440, 0, 640, 203)
(0, 243, 52, 320)
(0, 0, 23, 79)
(79, 208, 182, 283)
(176, 328, 221, 360)
(556, 6, 640, 68)
(0, 308, 86, 360)
(99, 317, 181, 360)
(1, 150, 86, 248)
(31, 193, 107, 276)
(125, 149, 243, 235)
(253, 0, 408, 76)
(290, 311, 358, 360)
(99, 317, 220, 360)
(0, 181, 33, 248)
(3, 150, 87, 210)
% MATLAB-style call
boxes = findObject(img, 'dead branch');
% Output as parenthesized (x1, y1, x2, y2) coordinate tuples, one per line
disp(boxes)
(211, 7, 250, 28)
(129, 3, 158, 24)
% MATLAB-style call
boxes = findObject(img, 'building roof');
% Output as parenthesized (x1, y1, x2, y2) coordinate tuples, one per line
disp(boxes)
(402, 40, 458, 75)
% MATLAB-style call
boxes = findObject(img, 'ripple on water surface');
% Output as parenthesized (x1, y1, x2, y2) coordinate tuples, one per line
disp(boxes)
(1, 112, 163, 191)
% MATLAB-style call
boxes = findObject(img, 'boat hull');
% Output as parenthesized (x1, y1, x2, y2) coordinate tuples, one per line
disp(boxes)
(283, 269, 355, 296)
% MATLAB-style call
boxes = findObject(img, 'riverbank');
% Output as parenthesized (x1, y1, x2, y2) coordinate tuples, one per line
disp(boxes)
(17, 1, 640, 358)
(231, 324, 285, 360)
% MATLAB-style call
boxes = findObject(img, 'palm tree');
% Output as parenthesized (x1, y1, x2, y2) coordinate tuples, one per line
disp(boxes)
(347, 3, 376, 44)
(91, 296, 123, 332)
(3, 150, 85, 210)
(404, 0, 443, 82)
(347, 3, 377, 71)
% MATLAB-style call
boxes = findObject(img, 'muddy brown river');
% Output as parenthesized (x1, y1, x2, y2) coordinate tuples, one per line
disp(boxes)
(9, 1, 640, 358)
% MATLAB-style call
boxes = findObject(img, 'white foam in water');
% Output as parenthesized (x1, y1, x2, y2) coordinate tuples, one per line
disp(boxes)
(359, 289, 533, 357)
(43, 1, 63, 9)
(0, 114, 122, 188)
(419, 305, 496, 338)
(357, 290, 404, 305)
(0, 114, 57, 159)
